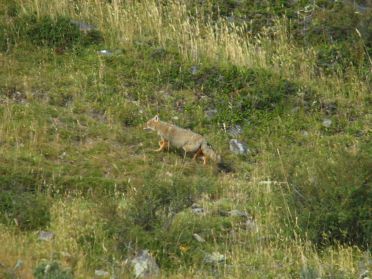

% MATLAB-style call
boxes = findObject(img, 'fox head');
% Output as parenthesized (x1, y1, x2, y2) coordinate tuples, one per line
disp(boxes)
(144, 115, 160, 131)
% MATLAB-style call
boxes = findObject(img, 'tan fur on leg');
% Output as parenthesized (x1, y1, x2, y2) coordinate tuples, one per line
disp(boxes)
(154, 140, 167, 152)
(192, 148, 203, 160)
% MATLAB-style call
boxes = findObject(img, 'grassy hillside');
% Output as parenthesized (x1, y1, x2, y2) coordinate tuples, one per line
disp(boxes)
(0, 0, 371, 278)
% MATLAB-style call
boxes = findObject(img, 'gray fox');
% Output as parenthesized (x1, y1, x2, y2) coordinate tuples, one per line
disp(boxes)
(144, 115, 220, 165)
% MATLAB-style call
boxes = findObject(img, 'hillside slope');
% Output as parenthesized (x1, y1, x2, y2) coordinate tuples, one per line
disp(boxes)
(0, 0, 371, 278)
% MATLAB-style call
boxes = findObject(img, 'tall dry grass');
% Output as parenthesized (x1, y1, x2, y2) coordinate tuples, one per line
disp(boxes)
(18, 0, 370, 102)
(17, 1, 315, 78)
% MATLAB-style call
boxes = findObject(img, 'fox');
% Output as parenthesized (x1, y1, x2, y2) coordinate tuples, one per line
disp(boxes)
(144, 115, 220, 165)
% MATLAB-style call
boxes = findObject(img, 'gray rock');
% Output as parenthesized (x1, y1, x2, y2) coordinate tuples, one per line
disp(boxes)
(360, 270, 369, 279)
(191, 207, 205, 215)
(95, 269, 110, 277)
(322, 118, 332, 128)
(193, 233, 206, 243)
(301, 130, 309, 137)
(226, 15, 235, 23)
(321, 102, 337, 115)
(204, 108, 217, 120)
(244, 218, 258, 232)
(14, 259, 23, 270)
(227, 125, 243, 137)
(97, 50, 113, 56)
(203, 252, 226, 264)
(151, 48, 167, 59)
(291, 106, 300, 113)
(227, 209, 249, 218)
(131, 250, 160, 278)
(70, 20, 97, 32)
(190, 65, 198, 75)
(38, 231, 54, 241)
(229, 139, 248, 155)
(191, 203, 205, 215)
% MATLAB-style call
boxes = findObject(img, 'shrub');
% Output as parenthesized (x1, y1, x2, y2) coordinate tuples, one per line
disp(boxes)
(114, 170, 225, 267)
(0, 191, 50, 230)
(164, 64, 304, 124)
(34, 261, 74, 279)
(273, 145, 371, 248)
(24, 15, 81, 48)
(316, 42, 366, 74)
(10, 14, 103, 49)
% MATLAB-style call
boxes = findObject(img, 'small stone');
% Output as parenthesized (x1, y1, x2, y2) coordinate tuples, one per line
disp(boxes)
(95, 269, 110, 277)
(301, 130, 309, 137)
(204, 108, 217, 120)
(227, 125, 243, 137)
(244, 218, 258, 232)
(131, 250, 160, 278)
(193, 233, 206, 243)
(203, 252, 226, 264)
(258, 180, 278, 186)
(14, 259, 23, 270)
(190, 65, 199, 75)
(226, 15, 235, 23)
(38, 231, 54, 241)
(322, 118, 332, 128)
(227, 210, 249, 218)
(172, 116, 179, 120)
(321, 102, 337, 115)
(191, 203, 205, 215)
(60, 251, 72, 258)
(192, 207, 204, 215)
(70, 20, 97, 32)
(360, 270, 369, 279)
(151, 48, 167, 59)
(291, 106, 300, 113)
(229, 139, 248, 155)
(97, 49, 113, 56)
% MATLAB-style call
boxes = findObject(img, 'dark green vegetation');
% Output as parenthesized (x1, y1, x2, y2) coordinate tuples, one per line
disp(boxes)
(34, 261, 74, 279)
(0, 0, 371, 278)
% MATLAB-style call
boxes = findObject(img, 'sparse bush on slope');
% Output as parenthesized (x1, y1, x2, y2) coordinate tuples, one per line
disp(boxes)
(271, 145, 372, 248)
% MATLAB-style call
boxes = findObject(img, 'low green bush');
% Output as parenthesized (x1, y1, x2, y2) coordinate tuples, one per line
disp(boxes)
(34, 261, 74, 279)
(23, 15, 81, 48)
(273, 144, 371, 248)
(113, 170, 231, 268)
(0, 191, 50, 231)
(4, 14, 104, 50)
(164, 64, 308, 124)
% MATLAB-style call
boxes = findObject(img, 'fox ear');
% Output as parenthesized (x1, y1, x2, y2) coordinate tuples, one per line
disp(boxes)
(154, 115, 159, 122)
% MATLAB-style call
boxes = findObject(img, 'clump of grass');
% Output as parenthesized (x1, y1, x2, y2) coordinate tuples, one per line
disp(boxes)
(0, 191, 50, 230)
(269, 143, 372, 248)
(24, 15, 81, 48)
(34, 261, 74, 279)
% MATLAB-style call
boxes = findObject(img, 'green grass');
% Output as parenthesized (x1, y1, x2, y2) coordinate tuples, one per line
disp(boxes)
(0, 0, 371, 278)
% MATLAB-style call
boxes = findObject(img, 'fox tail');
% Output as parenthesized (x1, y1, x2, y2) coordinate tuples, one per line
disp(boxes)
(201, 141, 221, 163)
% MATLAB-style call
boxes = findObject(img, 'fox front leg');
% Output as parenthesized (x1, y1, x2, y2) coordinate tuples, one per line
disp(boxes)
(192, 148, 203, 160)
(154, 139, 168, 152)
(183, 148, 187, 160)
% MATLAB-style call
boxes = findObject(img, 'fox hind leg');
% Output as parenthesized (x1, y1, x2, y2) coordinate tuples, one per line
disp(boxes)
(203, 155, 208, 165)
